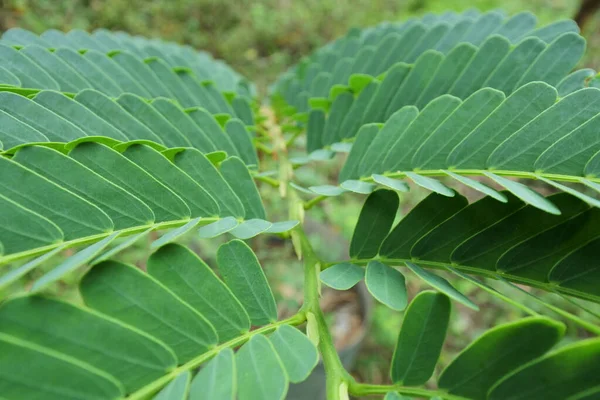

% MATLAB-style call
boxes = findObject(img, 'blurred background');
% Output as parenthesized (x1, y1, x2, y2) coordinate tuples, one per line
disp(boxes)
(2, 0, 600, 397)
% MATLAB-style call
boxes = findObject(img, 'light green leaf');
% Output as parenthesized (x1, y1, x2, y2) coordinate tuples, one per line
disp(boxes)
(319, 263, 365, 290)
(81, 260, 218, 362)
(31, 232, 120, 292)
(217, 240, 277, 325)
(0, 333, 124, 400)
(270, 325, 319, 383)
(198, 217, 239, 238)
(147, 243, 250, 341)
(350, 190, 399, 258)
(489, 339, 600, 400)
(391, 291, 451, 385)
(0, 296, 176, 393)
(372, 174, 410, 192)
(405, 172, 455, 197)
(153, 371, 190, 400)
(484, 172, 560, 215)
(340, 179, 376, 194)
(190, 349, 236, 400)
(365, 261, 407, 311)
(438, 317, 564, 399)
(405, 262, 478, 310)
(237, 335, 288, 400)
(229, 219, 272, 239)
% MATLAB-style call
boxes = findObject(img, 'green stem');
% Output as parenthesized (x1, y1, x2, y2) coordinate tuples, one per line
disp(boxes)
(127, 313, 306, 400)
(304, 195, 328, 210)
(296, 227, 351, 400)
(349, 382, 470, 400)
(254, 174, 281, 187)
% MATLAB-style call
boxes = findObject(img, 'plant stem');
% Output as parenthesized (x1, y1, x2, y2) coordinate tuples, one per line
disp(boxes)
(304, 194, 328, 210)
(349, 382, 471, 400)
(296, 227, 351, 400)
(128, 313, 306, 400)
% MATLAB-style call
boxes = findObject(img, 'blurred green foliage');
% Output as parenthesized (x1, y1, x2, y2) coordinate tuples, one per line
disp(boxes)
(0, 0, 584, 93)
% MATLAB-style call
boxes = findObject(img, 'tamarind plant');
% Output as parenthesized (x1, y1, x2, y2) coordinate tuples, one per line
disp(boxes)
(0, 7, 599, 400)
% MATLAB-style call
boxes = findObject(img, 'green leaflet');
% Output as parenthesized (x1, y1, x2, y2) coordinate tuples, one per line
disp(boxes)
(0, 155, 113, 240)
(556, 68, 595, 97)
(338, 125, 380, 181)
(0, 296, 176, 393)
(84, 49, 150, 97)
(224, 119, 258, 166)
(216, 240, 278, 326)
(0, 247, 65, 290)
(229, 219, 272, 239)
(14, 145, 155, 229)
(55, 48, 122, 97)
(391, 291, 451, 385)
(172, 149, 245, 218)
(0, 43, 59, 89)
(70, 142, 191, 222)
(81, 260, 218, 362)
(484, 173, 561, 215)
(32, 90, 128, 141)
(189, 349, 236, 400)
(438, 317, 564, 399)
(74, 89, 163, 143)
(406, 262, 478, 310)
(495, 11, 537, 43)
(349, 190, 399, 258)
(151, 98, 214, 151)
(220, 157, 265, 219)
(412, 88, 506, 169)
(516, 32, 585, 87)
(0, 66, 20, 87)
(488, 88, 600, 171)
(365, 261, 407, 311)
(489, 339, 600, 400)
(0, 194, 62, 255)
(320, 263, 365, 290)
(20, 45, 89, 92)
(111, 51, 172, 98)
(410, 194, 523, 262)
(450, 193, 587, 270)
(122, 144, 219, 217)
(0, 333, 124, 400)
(197, 217, 239, 238)
(497, 208, 600, 282)
(415, 44, 476, 109)
(448, 82, 557, 169)
(380, 193, 468, 259)
(358, 107, 419, 177)
(31, 232, 120, 292)
(154, 371, 191, 400)
(117, 93, 191, 147)
(148, 243, 251, 341)
(151, 218, 202, 249)
(269, 325, 319, 383)
(405, 173, 454, 197)
(339, 81, 380, 141)
(362, 63, 411, 124)
(448, 35, 510, 99)
(483, 37, 546, 94)
(236, 335, 288, 400)
(322, 91, 354, 146)
(0, 91, 86, 142)
(384, 51, 442, 119)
